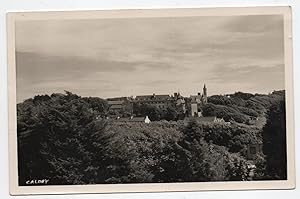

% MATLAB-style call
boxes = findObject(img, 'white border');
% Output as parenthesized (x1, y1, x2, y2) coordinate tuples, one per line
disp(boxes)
(7, 6, 295, 195)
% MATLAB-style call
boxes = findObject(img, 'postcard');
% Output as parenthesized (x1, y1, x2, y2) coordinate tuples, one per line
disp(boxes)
(7, 6, 295, 195)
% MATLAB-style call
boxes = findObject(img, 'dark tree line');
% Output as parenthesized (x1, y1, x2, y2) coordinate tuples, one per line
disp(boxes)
(204, 91, 285, 124)
(132, 103, 184, 121)
(262, 99, 287, 179)
(17, 92, 109, 184)
(17, 90, 287, 184)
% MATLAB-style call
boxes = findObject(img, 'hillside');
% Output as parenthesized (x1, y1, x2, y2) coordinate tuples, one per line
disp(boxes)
(16, 90, 286, 184)
(204, 90, 285, 124)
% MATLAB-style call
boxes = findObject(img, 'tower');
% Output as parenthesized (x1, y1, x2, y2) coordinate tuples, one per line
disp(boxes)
(202, 84, 207, 104)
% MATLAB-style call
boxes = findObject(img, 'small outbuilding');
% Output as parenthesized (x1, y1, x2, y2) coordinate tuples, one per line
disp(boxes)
(196, 116, 225, 123)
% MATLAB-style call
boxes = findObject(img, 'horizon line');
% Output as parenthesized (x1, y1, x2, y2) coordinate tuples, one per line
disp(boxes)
(17, 89, 285, 103)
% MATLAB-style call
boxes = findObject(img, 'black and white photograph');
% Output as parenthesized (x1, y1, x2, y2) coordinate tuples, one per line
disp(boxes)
(7, 7, 294, 195)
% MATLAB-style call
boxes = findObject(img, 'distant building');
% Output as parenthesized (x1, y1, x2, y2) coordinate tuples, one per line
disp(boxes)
(174, 92, 187, 114)
(134, 94, 174, 110)
(107, 97, 133, 114)
(134, 92, 186, 114)
(189, 84, 208, 117)
(203, 84, 208, 103)
(106, 84, 209, 117)
(195, 116, 225, 124)
(114, 116, 151, 123)
(191, 103, 198, 117)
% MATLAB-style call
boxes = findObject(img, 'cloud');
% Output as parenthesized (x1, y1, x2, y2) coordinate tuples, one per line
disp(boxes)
(16, 51, 177, 83)
(140, 79, 178, 87)
(222, 15, 283, 33)
(208, 63, 284, 93)
(15, 15, 285, 102)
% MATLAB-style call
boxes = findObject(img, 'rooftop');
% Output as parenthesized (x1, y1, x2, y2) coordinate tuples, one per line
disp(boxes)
(135, 94, 172, 100)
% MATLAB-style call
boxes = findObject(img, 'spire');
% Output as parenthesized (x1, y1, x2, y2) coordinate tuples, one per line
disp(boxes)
(202, 83, 207, 104)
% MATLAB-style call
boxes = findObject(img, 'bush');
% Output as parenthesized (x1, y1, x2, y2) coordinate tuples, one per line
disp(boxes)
(202, 103, 249, 123)
(262, 99, 287, 180)
(17, 90, 286, 184)
(17, 92, 108, 185)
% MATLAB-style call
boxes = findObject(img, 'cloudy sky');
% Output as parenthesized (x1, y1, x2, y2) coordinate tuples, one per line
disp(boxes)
(16, 15, 285, 102)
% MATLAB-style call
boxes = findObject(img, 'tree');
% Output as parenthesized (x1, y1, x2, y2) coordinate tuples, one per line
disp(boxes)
(176, 120, 228, 181)
(225, 153, 252, 181)
(262, 99, 287, 179)
(202, 103, 249, 123)
(163, 106, 178, 121)
(100, 121, 183, 183)
(17, 92, 108, 185)
(133, 103, 163, 121)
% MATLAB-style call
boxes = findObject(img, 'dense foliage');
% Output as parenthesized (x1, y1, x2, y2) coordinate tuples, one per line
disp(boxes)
(132, 103, 183, 121)
(204, 91, 285, 123)
(17, 92, 109, 184)
(17, 90, 287, 185)
(262, 99, 287, 179)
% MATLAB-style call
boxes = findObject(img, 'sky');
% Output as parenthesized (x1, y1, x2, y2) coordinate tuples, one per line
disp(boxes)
(15, 15, 285, 102)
